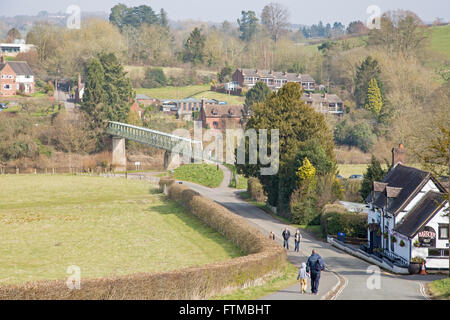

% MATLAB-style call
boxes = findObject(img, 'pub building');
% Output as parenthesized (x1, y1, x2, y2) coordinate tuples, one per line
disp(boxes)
(366, 145, 449, 270)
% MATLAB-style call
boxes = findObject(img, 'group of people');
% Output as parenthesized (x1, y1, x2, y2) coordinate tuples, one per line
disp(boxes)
(270, 228, 325, 295)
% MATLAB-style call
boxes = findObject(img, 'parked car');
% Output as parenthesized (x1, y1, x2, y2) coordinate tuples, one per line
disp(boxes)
(349, 174, 364, 180)
(337, 174, 343, 179)
(0, 103, 8, 110)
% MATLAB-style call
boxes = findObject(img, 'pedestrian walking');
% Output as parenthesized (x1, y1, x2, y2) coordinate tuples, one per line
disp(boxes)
(282, 227, 291, 250)
(294, 230, 302, 253)
(269, 231, 275, 240)
(306, 249, 325, 295)
(297, 262, 309, 294)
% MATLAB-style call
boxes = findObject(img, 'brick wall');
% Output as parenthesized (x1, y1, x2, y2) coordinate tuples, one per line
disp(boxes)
(0, 64, 16, 96)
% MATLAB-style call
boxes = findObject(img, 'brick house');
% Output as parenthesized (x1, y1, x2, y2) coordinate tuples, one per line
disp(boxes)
(0, 56, 34, 96)
(302, 92, 344, 115)
(199, 105, 244, 130)
(162, 98, 224, 121)
(232, 68, 315, 92)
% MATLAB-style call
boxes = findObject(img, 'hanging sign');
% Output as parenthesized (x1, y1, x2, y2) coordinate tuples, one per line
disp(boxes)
(417, 226, 436, 248)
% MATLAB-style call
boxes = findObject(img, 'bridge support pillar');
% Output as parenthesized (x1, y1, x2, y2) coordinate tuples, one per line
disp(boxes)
(164, 151, 182, 171)
(112, 137, 127, 171)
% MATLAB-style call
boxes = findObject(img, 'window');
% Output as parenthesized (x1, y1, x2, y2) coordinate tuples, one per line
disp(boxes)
(428, 249, 449, 258)
(3, 84, 11, 90)
(438, 224, 449, 240)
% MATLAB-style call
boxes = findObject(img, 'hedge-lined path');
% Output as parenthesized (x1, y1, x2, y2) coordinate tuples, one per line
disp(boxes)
(129, 170, 443, 299)
(177, 166, 443, 300)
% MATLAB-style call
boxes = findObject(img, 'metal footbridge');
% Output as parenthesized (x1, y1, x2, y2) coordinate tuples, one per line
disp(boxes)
(106, 121, 206, 161)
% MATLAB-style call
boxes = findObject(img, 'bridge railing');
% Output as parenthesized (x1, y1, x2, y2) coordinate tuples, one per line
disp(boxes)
(106, 121, 206, 161)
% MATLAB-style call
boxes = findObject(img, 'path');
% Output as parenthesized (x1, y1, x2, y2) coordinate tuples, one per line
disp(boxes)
(132, 166, 445, 300)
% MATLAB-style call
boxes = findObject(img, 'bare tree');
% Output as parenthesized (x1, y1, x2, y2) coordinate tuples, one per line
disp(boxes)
(261, 3, 290, 42)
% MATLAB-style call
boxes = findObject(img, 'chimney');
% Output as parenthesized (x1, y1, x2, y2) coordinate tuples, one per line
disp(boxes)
(0, 54, 4, 64)
(392, 143, 405, 167)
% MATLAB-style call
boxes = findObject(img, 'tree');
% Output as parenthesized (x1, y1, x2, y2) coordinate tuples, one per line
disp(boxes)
(346, 21, 368, 35)
(365, 78, 383, 115)
(360, 156, 388, 200)
(354, 56, 383, 108)
(159, 9, 169, 27)
(217, 65, 233, 83)
(5, 28, 21, 43)
(237, 11, 258, 41)
(109, 4, 163, 30)
(81, 58, 106, 117)
(418, 124, 450, 178)
(243, 81, 271, 120)
(240, 82, 335, 212)
(142, 68, 167, 88)
(296, 157, 316, 185)
(182, 28, 206, 66)
(261, 3, 289, 42)
(368, 10, 428, 56)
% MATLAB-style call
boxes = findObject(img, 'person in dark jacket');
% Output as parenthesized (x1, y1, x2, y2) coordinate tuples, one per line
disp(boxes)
(282, 228, 291, 250)
(306, 249, 325, 295)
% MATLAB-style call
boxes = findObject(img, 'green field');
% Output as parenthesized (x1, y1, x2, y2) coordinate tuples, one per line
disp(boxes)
(0, 175, 242, 285)
(135, 84, 245, 105)
(430, 25, 450, 59)
(135, 85, 210, 100)
(174, 163, 224, 188)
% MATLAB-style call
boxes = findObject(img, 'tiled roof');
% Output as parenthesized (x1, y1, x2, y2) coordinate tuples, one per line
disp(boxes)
(367, 164, 446, 215)
(394, 191, 447, 238)
(239, 68, 314, 83)
(203, 104, 244, 118)
(0, 61, 33, 76)
(302, 93, 343, 104)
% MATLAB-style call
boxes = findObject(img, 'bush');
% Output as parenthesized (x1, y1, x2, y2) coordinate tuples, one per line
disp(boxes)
(289, 188, 320, 225)
(321, 205, 368, 238)
(142, 67, 167, 88)
(334, 119, 376, 152)
(247, 177, 266, 203)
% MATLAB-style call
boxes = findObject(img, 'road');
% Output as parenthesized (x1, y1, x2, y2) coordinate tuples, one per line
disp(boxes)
(133, 166, 445, 300)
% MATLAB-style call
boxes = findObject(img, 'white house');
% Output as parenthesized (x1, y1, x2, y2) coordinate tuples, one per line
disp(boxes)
(366, 145, 449, 270)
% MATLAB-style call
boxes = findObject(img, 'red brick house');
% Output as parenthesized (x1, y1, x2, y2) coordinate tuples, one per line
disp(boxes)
(0, 56, 35, 96)
(200, 105, 244, 130)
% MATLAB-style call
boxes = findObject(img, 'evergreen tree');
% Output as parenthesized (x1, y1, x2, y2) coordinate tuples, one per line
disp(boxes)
(237, 11, 258, 41)
(239, 82, 335, 212)
(354, 56, 383, 108)
(243, 82, 271, 120)
(360, 155, 388, 199)
(182, 28, 206, 66)
(365, 78, 383, 115)
(159, 9, 169, 27)
(81, 58, 106, 120)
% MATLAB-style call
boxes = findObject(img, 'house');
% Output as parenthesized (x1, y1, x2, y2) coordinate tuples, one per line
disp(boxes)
(136, 94, 159, 106)
(232, 68, 315, 92)
(0, 42, 35, 57)
(0, 56, 34, 96)
(302, 92, 344, 115)
(162, 98, 224, 121)
(199, 104, 244, 130)
(366, 144, 449, 270)
(130, 101, 144, 119)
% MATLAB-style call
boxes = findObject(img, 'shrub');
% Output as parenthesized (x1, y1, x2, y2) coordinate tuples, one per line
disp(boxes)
(142, 67, 167, 88)
(247, 177, 266, 203)
(320, 205, 368, 238)
(290, 188, 319, 225)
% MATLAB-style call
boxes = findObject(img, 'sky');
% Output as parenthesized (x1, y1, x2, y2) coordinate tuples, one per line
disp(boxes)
(0, 0, 449, 25)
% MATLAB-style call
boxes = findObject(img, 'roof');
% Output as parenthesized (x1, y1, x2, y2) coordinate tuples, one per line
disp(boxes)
(203, 105, 244, 118)
(238, 68, 315, 83)
(302, 93, 343, 104)
(0, 61, 33, 76)
(135, 94, 152, 100)
(394, 191, 447, 238)
(162, 98, 219, 104)
(367, 164, 446, 215)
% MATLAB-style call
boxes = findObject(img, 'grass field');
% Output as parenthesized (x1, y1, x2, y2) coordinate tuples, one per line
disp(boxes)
(428, 278, 450, 300)
(430, 25, 450, 59)
(173, 163, 224, 188)
(0, 175, 242, 285)
(135, 84, 245, 105)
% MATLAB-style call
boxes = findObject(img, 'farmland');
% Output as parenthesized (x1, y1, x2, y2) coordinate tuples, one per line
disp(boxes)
(0, 175, 242, 285)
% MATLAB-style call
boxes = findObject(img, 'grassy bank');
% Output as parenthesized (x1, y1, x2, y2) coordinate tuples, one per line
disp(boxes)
(173, 163, 224, 188)
(0, 175, 242, 285)
(428, 278, 450, 300)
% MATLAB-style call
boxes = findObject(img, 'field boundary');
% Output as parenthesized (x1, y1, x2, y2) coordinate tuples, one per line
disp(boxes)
(0, 181, 287, 300)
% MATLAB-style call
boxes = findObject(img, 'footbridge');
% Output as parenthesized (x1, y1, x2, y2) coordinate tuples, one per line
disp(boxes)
(106, 121, 208, 170)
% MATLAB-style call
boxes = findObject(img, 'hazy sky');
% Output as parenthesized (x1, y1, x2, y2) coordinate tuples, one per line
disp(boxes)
(1, 0, 449, 25)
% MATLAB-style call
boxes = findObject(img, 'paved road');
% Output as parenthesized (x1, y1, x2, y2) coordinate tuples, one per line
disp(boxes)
(134, 167, 445, 300)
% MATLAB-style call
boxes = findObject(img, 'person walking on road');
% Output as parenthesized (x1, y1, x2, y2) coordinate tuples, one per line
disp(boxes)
(282, 228, 291, 250)
(297, 262, 309, 294)
(294, 230, 302, 253)
(306, 249, 325, 295)
(269, 231, 276, 240)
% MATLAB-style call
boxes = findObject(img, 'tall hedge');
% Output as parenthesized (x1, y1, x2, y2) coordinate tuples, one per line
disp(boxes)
(320, 205, 368, 238)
